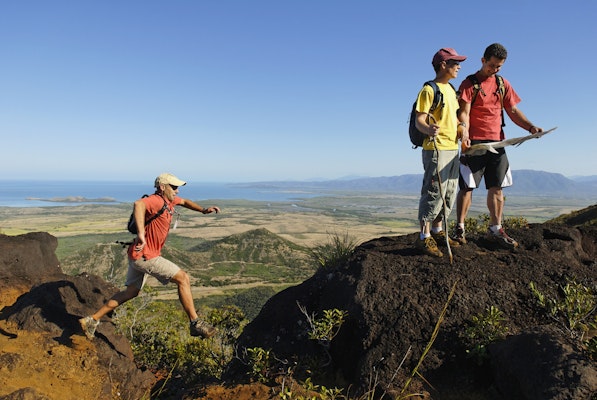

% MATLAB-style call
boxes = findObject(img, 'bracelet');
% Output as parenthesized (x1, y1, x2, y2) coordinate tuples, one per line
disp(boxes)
(528, 125, 535, 133)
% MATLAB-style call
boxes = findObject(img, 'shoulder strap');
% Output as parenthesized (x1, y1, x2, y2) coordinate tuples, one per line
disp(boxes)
(423, 81, 443, 113)
(145, 196, 169, 226)
(467, 74, 481, 106)
(468, 74, 507, 128)
(495, 75, 506, 127)
(495, 74, 505, 97)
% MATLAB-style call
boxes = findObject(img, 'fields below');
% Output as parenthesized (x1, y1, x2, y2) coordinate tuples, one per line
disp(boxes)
(1, 193, 593, 315)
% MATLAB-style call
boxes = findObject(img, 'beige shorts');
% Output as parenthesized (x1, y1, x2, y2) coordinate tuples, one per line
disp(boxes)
(125, 256, 181, 290)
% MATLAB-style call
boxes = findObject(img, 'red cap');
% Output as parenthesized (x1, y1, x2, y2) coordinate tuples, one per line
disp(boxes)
(432, 48, 467, 67)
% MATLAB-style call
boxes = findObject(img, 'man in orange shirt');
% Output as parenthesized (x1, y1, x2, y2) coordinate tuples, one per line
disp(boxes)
(80, 173, 220, 339)
(454, 43, 543, 248)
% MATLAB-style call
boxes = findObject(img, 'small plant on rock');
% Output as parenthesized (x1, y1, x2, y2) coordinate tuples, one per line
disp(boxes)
(298, 303, 347, 350)
(308, 231, 358, 269)
(245, 346, 274, 383)
(465, 305, 509, 365)
(297, 303, 348, 376)
(529, 278, 597, 340)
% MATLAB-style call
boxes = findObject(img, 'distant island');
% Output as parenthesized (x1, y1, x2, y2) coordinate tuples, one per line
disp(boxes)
(26, 196, 117, 203)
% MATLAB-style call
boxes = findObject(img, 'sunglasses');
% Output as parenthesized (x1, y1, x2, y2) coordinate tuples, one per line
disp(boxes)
(168, 184, 179, 190)
(446, 60, 460, 66)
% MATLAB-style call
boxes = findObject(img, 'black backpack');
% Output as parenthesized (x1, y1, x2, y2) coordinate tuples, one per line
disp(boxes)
(408, 81, 445, 148)
(127, 195, 168, 234)
(467, 73, 506, 127)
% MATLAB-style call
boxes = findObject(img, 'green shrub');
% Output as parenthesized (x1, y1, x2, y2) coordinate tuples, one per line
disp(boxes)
(304, 308, 348, 346)
(464, 306, 509, 364)
(308, 232, 358, 269)
(450, 214, 528, 235)
(530, 279, 596, 338)
(245, 347, 273, 383)
(114, 292, 247, 388)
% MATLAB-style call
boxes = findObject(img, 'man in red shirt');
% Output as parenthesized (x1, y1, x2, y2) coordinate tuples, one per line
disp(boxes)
(453, 43, 543, 248)
(80, 173, 220, 339)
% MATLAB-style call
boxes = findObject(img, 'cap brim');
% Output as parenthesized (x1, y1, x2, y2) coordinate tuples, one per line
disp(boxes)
(171, 179, 187, 186)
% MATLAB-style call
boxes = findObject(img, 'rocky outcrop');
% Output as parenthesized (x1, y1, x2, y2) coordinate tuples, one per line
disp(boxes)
(0, 232, 154, 400)
(231, 222, 597, 399)
(490, 325, 597, 400)
(0, 232, 62, 287)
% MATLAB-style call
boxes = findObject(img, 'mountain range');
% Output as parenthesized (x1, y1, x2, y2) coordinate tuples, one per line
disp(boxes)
(240, 170, 597, 198)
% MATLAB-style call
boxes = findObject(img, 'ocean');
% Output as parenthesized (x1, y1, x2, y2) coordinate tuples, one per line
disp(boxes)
(0, 180, 321, 207)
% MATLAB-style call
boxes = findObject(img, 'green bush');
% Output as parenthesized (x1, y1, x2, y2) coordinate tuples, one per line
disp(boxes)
(308, 232, 358, 269)
(464, 306, 509, 364)
(245, 347, 273, 383)
(114, 291, 247, 388)
(449, 214, 528, 235)
(530, 279, 596, 338)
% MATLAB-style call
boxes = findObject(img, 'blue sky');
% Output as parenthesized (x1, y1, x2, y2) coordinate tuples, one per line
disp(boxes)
(1, 0, 593, 183)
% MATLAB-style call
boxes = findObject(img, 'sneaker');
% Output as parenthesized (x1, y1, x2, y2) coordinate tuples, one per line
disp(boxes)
(431, 230, 461, 247)
(415, 236, 443, 257)
(451, 226, 467, 245)
(79, 316, 100, 339)
(487, 228, 518, 249)
(190, 319, 216, 338)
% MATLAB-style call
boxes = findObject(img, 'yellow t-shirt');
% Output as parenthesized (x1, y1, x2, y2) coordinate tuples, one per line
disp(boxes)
(415, 82, 459, 151)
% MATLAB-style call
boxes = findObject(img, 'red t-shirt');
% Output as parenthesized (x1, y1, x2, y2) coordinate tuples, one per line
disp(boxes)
(128, 194, 181, 261)
(459, 73, 521, 141)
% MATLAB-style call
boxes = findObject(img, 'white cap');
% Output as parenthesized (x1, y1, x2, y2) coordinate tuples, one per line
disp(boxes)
(154, 173, 187, 188)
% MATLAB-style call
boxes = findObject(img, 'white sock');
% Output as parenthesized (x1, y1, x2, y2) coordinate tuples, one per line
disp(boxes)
(431, 227, 442, 234)
(420, 232, 430, 240)
(490, 225, 501, 234)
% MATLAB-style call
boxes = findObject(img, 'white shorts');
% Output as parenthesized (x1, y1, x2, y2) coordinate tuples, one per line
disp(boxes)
(125, 256, 181, 290)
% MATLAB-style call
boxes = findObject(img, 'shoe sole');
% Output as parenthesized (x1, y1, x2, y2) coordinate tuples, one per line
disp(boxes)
(486, 235, 518, 249)
(190, 324, 217, 338)
(191, 330, 216, 339)
(415, 241, 443, 257)
(79, 318, 96, 340)
(421, 248, 443, 257)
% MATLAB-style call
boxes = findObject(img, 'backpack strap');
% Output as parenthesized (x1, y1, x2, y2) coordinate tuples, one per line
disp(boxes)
(468, 74, 506, 127)
(424, 81, 443, 114)
(145, 196, 169, 226)
(495, 75, 506, 127)
(425, 81, 455, 120)
(468, 74, 482, 106)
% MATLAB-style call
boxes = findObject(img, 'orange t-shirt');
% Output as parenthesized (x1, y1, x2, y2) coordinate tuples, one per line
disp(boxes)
(459, 74, 521, 141)
(128, 194, 181, 261)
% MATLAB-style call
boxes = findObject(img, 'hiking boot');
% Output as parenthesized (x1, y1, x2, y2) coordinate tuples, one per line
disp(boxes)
(487, 228, 518, 249)
(79, 316, 100, 339)
(451, 226, 467, 245)
(431, 230, 460, 247)
(190, 319, 216, 338)
(415, 236, 443, 257)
